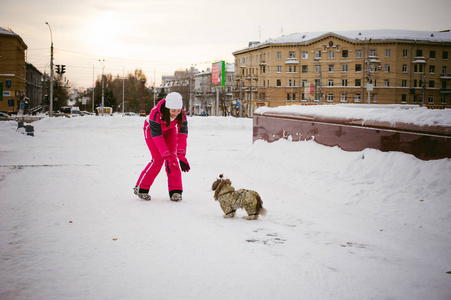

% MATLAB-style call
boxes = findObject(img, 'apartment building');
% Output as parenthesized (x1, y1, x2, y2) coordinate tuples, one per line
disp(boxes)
(0, 27, 28, 113)
(232, 29, 451, 110)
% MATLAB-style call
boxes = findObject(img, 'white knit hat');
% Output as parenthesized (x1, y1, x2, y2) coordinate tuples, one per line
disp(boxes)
(165, 92, 183, 109)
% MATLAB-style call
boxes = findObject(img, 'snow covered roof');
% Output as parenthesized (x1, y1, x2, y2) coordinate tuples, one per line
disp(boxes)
(237, 29, 451, 52)
(0, 27, 18, 36)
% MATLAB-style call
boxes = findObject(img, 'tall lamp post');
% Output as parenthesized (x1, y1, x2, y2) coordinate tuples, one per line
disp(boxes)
(99, 59, 105, 116)
(140, 75, 146, 116)
(45, 22, 53, 117)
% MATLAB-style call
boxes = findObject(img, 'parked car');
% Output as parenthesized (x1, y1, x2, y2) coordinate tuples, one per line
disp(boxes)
(124, 112, 138, 116)
(0, 112, 12, 121)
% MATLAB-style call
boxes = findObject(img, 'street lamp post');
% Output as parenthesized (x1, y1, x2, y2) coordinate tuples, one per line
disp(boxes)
(99, 59, 105, 116)
(140, 75, 146, 116)
(45, 22, 53, 117)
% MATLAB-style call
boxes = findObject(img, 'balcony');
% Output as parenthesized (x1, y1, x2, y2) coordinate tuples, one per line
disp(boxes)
(440, 74, 451, 80)
(412, 56, 427, 64)
(285, 58, 299, 64)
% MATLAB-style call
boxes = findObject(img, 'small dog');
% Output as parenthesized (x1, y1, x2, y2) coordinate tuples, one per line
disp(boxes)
(211, 174, 266, 220)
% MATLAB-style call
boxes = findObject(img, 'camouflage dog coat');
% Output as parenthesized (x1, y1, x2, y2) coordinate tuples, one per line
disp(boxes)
(214, 180, 261, 216)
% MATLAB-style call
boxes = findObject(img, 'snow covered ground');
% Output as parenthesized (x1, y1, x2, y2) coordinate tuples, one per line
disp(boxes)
(1, 113, 450, 300)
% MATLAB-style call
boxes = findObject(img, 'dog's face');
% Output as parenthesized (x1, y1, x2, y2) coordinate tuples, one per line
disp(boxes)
(212, 174, 232, 201)
(212, 174, 229, 191)
(211, 178, 222, 191)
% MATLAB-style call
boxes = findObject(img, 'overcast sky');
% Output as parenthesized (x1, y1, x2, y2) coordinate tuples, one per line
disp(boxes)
(1, 0, 450, 89)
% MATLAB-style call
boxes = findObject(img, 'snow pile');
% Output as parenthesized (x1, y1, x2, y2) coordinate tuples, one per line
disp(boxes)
(256, 104, 451, 127)
(0, 115, 450, 300)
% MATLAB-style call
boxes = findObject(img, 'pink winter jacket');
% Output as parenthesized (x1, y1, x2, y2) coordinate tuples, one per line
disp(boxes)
(145, 99, 188, 157)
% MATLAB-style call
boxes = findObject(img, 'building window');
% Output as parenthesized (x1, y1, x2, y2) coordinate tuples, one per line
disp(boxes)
(302, 51, 308, 59)
(277, 66, 282, 73)
(429, 65, 435, 73)
(302, 79, 307, 87)
(402, 94, 407, 103)
(441, 96, 447, 104)
(288, 79, 292, 87)
(342, 65, 348, 72)
(428, 96, 434, 104)
(315, 65, 321, 73)
(385, 49, 391, 57)
(329, 50, 335, 59)
(443, 51, 449, 60)
(302, 65, 308, 73)
(355, 64, 362, 72)
(341, 93, 347, 102)
(443, 66, 447, 75)
(355, 93, 361, 102)
(429, 80, 435, 88)
(328, 79, 334, 86)
(356, 50, 362, 59)
(342, 79, 348, 86)
(402, 80, 407, 87)
(289, 51, 296, 58)
(328, 65, 334, 72)
(327, 93, 334, 102)
(403, 49, 408, 58)
(384, 79, 390, 87)
(430, 51, 436, 59)
(277, 79, 281, 86)
(402, 64, 408, 73)
(342, 50, 349, 58)
(315, 51, 321, 59)
(416, 49, 423, 57)
(277, 52, 282, 60)
(355, 79, 361, 87)
(385, 64, 390, 72)
(287, 93, 290, 101)
(370, 49, 376, 56)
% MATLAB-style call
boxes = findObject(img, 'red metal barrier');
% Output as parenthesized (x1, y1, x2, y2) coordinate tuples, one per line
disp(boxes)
(253, 111, 451, 160)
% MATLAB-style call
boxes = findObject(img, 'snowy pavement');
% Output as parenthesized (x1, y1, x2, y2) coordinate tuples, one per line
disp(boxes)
(1, 115, 450, 300)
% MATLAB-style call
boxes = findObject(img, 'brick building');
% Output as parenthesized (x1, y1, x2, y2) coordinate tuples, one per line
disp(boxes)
(232, 29, 451, 112)
(0, 27, 27, 113)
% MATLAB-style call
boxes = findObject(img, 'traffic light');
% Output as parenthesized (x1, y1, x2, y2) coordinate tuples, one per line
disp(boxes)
(61, 65, 66, 74)
(56, 65, 61, 74)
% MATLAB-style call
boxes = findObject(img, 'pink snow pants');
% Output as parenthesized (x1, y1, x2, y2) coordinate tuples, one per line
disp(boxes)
(135, 124, 182, 194)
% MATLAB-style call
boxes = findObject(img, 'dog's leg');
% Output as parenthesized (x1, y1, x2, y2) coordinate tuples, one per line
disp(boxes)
(223, 210, 236, 218)
(243, 214, 259, 220)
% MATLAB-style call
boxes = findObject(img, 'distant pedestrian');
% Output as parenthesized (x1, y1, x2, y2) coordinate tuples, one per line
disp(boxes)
(134, 92, 190, 201)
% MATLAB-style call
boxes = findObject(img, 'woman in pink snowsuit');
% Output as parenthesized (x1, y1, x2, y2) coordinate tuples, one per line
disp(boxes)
(134, 92, 190, 201)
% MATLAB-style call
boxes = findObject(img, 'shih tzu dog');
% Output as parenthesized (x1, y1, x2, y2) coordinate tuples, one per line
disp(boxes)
(211, 174, 266, 220)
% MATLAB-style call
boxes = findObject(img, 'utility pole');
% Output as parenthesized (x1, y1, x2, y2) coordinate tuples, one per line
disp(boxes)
(122, 66, 125, 116)
(92, 65, 95, 113)
(45, 22, 53, 117)
(99, 59, 105, 116)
